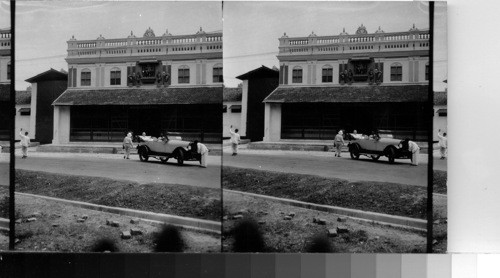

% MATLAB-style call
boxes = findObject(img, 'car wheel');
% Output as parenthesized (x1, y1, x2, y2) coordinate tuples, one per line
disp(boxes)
(138, 148, 149, 162)
(371, 155, 380, 161)
(349, 144, 360, 159)
(176, 150, 184, 166)
(160, 157, 168, 163)
(386, 148, 396, 164)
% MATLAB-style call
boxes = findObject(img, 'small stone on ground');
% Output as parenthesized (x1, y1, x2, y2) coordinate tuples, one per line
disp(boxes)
(121, 231, 132, 239)
(130, 228, 143, 236)
(27, 217, 36, 222)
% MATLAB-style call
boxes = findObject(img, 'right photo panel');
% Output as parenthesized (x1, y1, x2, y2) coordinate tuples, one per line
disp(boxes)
(223, 1, 445, 253)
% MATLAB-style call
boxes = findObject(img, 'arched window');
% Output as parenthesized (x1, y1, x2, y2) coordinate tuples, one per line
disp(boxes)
(292, 66, 302, 83)
(425, 62, 429, 81)
(81, 69, 91, 86)
(390, 63, 402, 81)
(213, 64, 223, 83)
(178, 65, 190, 84)
(321, 65, 333, 83)
(110, 68, 121, 85)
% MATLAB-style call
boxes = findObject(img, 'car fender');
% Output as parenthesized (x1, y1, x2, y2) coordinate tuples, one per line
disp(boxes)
(383, 145, 397, 156)
(349, 142, 361, 152)
(137, 144, 150, 153)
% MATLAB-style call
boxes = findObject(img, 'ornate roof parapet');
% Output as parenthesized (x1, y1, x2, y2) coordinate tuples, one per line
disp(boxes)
(127, 31, 136, 38)
(196, 27, 205, 35)
(96, 34, 105, 40)
(281, 32, 289, 38)
(144, 27, 155, 37)
(163, 29, 172, 36)
(339, 27, 348, 36)
(375, 26, 385, 34)
(308, 31, 317, 37)
(356, 24, 368, 35)
(409, 23, 419, 32)
(69, 35, 77, 41)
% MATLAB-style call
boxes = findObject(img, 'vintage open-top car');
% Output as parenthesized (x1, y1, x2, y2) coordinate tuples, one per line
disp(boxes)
(136, 135, 201, 166)
(347, 134, 412, 163)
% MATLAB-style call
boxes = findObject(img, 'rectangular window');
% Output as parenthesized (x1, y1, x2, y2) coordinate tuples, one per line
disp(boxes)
(7, 64, 10, 80)
(81, 71, 91, 86)
(425, 64, 429, 81)
(19, 108, 31, 116)
(231, 105, 242, 113)
(110, 70, 121, 85)
(292, 69, 302, 83)
(322, 68, 333, 83)
(390, 66, 402, 81)
(213, 67, 223, 83)
(178, 68, 190, 84)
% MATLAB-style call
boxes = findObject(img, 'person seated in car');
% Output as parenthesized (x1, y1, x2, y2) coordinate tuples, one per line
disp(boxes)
(369, 130, 380, 140)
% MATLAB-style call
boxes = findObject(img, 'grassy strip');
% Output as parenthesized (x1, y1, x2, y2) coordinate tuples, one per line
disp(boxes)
(223, 166, 427, 219)
(15, 169, 221, 221)
(433, 170, 447, 194)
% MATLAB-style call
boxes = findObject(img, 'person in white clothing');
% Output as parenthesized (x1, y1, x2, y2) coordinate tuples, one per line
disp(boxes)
(19, 128, 31, 159)
(229, 125, 241, 156)
(400, 138, 420, 166)
(193, 140, 209, 168)
(437, 129, 447, 159)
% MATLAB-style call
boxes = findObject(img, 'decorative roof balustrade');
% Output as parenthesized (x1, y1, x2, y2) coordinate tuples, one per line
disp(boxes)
(0, 28, 11, 51)
(278, 25, 429, 56)
(67, 27, 222, 58)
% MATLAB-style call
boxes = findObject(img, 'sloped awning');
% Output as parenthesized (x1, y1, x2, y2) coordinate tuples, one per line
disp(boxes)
(263, 85, 429, 103)
(18, 108, 31, 113)
(229, 105, 242, 109)
(52, 87, 222, 106)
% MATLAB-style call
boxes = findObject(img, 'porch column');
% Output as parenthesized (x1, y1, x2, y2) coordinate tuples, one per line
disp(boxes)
(53, 106, 71, 144)
(263, 102, 282, 142)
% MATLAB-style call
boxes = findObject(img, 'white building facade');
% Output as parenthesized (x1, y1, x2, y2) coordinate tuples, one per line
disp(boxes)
(264, 25, 430, 142)
(53, 27, 223, 143)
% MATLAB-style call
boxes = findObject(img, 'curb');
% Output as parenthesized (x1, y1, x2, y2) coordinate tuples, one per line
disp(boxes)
(433, 193, 447, 198)
(16, 192, 221, 235)
(224, 189, 427, 232)
(0, 217, 8, 231)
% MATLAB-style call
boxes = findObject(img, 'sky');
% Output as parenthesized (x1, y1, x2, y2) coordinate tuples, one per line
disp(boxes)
(15, 1, 222, 90)
(223, 1, 447, 91)
(0, 1, 9, 28)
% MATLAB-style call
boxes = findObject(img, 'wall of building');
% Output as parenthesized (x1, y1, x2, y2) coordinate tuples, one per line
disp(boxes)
(53, 106, 71, 144)
(223, 101, 242, 138)
(29, 83, 37, 139)
(263, 103, 282, 142)
(279, 56, 429, 86)
(15, 104, 31, 140)
(34, 80, 68, 144)
(69, 58, 222, 88)
(240, 80, 248, 137)
(0, 57, 10, 83)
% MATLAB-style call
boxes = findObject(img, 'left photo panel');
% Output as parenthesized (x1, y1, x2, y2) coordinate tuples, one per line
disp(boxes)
(0, 0, 10, 250)
(12, 1, 222, 252)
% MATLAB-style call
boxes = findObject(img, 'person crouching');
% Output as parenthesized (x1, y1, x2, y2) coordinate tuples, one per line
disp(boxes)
(193, 140, 209, 168)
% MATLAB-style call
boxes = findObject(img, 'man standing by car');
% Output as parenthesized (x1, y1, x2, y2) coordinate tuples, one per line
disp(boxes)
(334, 130, 345, 157)
(19, 128, 30, 159)
(229, 125, 240, 156)
(123, 132, 133, 159)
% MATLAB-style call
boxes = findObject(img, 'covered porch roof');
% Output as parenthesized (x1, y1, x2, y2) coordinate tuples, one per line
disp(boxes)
(52, 87, 222, 106)
(263, 85, 429, 103)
